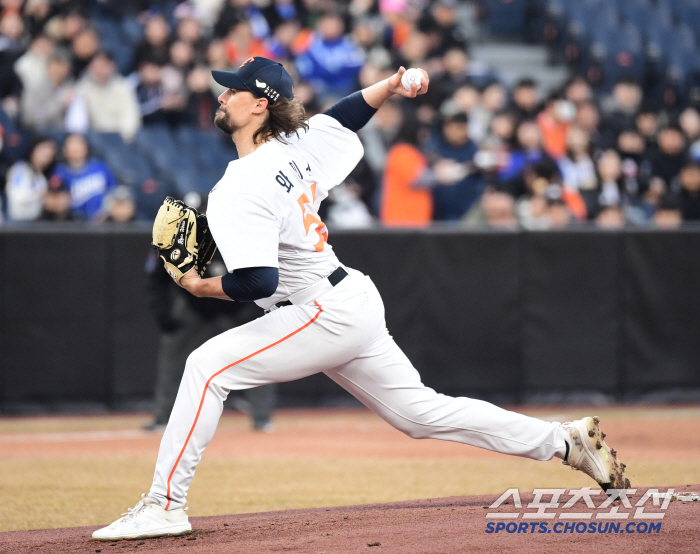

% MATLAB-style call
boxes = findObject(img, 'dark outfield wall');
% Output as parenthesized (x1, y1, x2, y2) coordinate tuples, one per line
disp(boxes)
(1, 226, 699, 406)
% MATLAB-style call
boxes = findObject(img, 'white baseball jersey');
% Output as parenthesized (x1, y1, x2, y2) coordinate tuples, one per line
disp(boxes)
(206, 114, 364, 310)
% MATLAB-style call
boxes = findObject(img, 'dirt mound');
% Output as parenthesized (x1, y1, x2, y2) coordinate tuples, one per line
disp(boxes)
(1, 486, 697, 553)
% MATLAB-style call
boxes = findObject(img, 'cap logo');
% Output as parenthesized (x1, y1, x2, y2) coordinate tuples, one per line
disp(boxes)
(253, 77, 281, 104)
(240, 57, 254, 67)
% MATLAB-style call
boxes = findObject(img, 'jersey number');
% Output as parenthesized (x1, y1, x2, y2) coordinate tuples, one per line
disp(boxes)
(297, 183, 327, 252)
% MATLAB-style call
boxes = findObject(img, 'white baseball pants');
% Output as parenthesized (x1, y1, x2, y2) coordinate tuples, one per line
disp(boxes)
(150, 269, 568, 510)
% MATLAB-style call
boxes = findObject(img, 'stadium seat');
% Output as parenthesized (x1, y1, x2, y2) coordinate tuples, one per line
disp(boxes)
(481, 0, 529, 37)
(87, 132, 126, 159)
(92, 16, 133, 75)
(134, 126, 179, 172)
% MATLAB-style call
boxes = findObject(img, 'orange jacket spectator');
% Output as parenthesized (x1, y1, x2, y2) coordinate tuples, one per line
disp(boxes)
(537, 110, 569, 160)
(381, 143, 432, 226)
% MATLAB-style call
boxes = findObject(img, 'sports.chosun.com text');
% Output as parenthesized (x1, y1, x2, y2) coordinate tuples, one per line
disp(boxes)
(485, 521, 662, 534)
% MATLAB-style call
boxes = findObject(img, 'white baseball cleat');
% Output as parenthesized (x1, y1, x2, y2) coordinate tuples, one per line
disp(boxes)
(561, 416, 630, 491)
(92, 494, 192, 541)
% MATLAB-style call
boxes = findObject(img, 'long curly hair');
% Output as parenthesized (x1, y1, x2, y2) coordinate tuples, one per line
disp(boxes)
(253, 97, 309, 145)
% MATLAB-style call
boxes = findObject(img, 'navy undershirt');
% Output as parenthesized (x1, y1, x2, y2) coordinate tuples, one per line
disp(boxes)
(324, 91, 378, 132)
(221, 267, 278, 302)
(219, 92, 375, 302)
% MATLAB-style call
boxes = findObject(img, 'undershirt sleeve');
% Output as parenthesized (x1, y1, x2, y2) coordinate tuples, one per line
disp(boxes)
(221, 266, 279, 302)
(324, 91, 378, 132)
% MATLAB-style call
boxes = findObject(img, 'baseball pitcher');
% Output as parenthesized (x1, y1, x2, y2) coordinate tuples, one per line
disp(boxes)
(93, 57, 629, 540)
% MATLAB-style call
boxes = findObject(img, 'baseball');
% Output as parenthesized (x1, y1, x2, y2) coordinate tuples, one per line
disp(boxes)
(401, 68, 423, 91)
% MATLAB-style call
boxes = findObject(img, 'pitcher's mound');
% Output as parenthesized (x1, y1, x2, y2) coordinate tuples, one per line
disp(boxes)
(1, 486, 697, 553)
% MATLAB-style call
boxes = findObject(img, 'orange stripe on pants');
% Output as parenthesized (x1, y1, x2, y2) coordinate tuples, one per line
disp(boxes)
(164, 303, 323, 509)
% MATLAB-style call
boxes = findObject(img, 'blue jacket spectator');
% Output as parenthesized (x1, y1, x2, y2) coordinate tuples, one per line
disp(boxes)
(425, 113, 485, 220)
(498, 120, 549, 182)
(295, 13, 364, 99)
(52, 134, 116, 221)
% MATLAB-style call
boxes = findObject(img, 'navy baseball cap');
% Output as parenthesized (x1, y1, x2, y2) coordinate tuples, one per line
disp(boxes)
(212, 57, 294, 105)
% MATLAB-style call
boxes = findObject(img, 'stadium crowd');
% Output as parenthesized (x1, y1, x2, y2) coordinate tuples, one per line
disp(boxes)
(1, 0, 700, 229)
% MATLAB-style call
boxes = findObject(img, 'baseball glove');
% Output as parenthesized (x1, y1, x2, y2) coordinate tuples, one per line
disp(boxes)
(152, 196, 217, 284)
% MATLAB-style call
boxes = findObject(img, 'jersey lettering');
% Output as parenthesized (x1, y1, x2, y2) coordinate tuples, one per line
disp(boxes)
(289, 160, 303, 180)
(275, 170, 294, 193)
(297, 183, 327, 252)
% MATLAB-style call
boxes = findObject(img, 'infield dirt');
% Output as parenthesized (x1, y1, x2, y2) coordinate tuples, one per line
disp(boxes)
(0, 486, 698, 553)
(0, 406, 699, 551)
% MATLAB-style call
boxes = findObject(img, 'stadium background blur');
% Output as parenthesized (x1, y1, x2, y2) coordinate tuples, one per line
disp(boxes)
(1, 0, 699, 413)
(2, 0, 700, 229)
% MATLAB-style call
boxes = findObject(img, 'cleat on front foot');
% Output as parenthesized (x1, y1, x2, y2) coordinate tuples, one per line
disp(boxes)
(561, 416, 629, 491)
(92, 494, 192, 541)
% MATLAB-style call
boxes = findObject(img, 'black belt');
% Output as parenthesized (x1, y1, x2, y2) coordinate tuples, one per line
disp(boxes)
(273, 267, 348, 310)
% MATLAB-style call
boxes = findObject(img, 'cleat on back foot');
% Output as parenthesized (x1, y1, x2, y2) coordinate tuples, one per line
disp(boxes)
(561, 417, 629, 491)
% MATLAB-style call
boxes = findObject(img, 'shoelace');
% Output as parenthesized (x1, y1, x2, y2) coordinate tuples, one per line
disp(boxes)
(118, 494, 188, 521)
(120, 493, 150, 521)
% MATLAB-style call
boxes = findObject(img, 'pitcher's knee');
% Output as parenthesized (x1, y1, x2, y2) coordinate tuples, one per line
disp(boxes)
(392, 417, 432, 440)
(184, 347, 209, 378)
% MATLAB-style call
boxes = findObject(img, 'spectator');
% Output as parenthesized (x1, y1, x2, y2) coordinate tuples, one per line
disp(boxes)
(295, 11, 365, 99)
(466, 81, 506, 143)
(564, 75, 593, 105)
(23, 0, 52, 38)
(222, 20, 273, 67)
(131, 13, 171, 72)
(511, 78, 540, 121)
(262, 0, 304, 33)
(215, 0, 271, 41)
(679, 107, 700, 162)
(13, 34, 54, 93)
(616, 129, 652, 219)
(653, 194, 683, 228)
(380, 116, 432, 226)
(38, 176, 73, 221)
(424, 47, 474, 109)
(677, 161, 700, 221)
(136, 61, 166, 126)
(76, 51, 141, 141)
(358, 98, 403, 181)
(52, 133, 117, 220)
(418, 0, 468, 56)
(462, 188, 517, 229)
(5, 136, 57, 221)
(537, 94, 576, 160)
(20, 47, 76, 130)
(425, 111, 485, 220)
(498, 120, 551, 190)
(103, 185, 136, 223)
(69, 26, 100, 79)
(649, 126, 687, 188)
(574, 100, 603, 148)
(182, 65, 219, 129)
(0, 10, 26, 118)
(515, 164, 565, 230)
(558, 125, 597, 194)
(594, 149, 624, 219)
(545, 186, 574, 228)
(481, 109, 516, 151)
(635, 106, 659, 147)
(268, 18, 305, 60)
(600, 76, 643, 147)
(595, 205, 625, 228)
(175, 15, 207, 64)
